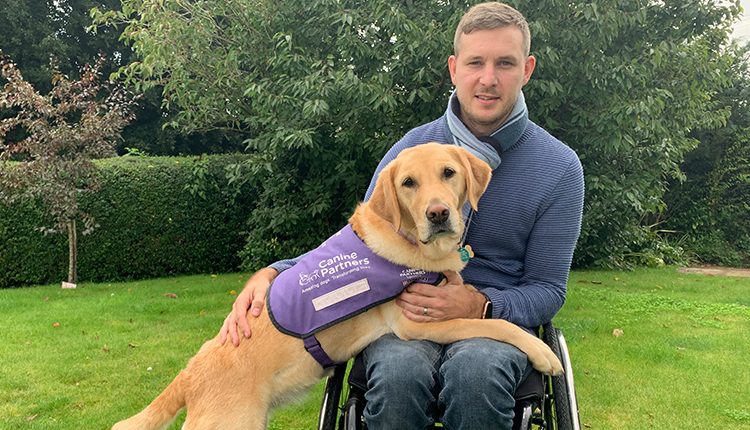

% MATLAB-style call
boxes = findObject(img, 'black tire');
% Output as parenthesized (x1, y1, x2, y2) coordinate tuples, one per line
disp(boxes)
(542, 325, 575, 430)
(341, 392, 365, 430)
(318, 364, 348, 430)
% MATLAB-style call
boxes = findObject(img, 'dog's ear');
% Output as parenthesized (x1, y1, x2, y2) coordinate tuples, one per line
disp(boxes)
(457, 149, 492, 210)
(368, 161, 402, 230)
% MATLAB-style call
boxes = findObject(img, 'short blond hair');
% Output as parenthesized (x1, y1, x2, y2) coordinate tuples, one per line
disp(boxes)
(453, 2, 531, 56)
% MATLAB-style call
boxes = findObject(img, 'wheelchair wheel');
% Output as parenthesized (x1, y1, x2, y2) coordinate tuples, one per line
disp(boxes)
(542, 324, 581, 430)
(318, 364, 347, 430)
(341, 389, 366, 430)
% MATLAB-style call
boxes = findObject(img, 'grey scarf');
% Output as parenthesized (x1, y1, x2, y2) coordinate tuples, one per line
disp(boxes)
(445, 90, 529, 170)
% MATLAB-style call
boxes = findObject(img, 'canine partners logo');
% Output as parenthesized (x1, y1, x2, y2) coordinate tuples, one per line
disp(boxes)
(299, 270, 321, 286)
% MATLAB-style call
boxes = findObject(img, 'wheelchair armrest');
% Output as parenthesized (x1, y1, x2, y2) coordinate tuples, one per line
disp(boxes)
(513, 369, 544, 403)
(348, 353, 369, 392)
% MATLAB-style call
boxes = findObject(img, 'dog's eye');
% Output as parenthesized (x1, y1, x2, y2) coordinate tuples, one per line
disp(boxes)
(443, 168, 455, 179)
(402, 177, 416, 188)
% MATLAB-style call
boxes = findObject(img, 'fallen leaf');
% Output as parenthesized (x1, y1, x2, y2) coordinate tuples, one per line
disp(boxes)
(52, 322, 61, 328)
(612, 328, 624, 337)
(228, 290, 237, 296)
(164, 293, 178, 299)
(26, 414, 38, 421)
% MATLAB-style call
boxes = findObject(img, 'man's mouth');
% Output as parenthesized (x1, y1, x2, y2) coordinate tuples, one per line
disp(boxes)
(476, 94, 499, 101)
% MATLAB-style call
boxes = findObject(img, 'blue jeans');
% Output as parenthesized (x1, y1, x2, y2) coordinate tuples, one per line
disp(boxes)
(362, 334, 531, 430)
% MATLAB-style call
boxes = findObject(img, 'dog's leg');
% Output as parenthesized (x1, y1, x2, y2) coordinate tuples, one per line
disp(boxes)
(182, 404, 269, 430)
(386, 304, 563, 375)
(178, 362, 274, 430)
(112, 370, 187, 430)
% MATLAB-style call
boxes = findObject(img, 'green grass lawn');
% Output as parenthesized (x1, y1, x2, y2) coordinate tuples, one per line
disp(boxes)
(0, 268, 748, 429)
(562, 269, 750, 429)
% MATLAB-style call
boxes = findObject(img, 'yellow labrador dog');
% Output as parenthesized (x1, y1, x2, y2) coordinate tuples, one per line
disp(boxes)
(113, 143, 563, 430)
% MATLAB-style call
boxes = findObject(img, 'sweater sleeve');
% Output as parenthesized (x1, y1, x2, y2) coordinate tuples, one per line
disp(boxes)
(268, 251, 310, 273)
(484, 156, 584, 328)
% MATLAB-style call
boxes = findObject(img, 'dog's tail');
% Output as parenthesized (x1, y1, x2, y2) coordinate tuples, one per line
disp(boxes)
(112, 370, 187, 430)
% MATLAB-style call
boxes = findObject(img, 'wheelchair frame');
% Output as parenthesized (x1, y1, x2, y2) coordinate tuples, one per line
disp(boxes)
(317, 322, 580, 430)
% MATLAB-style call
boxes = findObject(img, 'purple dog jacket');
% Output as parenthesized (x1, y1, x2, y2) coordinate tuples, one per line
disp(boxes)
(267, 224, 442, 368)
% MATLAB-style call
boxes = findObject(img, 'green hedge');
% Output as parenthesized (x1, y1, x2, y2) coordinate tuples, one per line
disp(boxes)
(0, 155, 255, 288)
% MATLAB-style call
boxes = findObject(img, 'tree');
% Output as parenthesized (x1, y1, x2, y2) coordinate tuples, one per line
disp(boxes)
(94, 0, 458, 267)
(0, 54, 136, 284)
(94, 0, 743, 268)
(1, 0, 242, 157)
(0, 0, 125, 91)
(665, 43, 750, 266)
(520, 0, 742, 267)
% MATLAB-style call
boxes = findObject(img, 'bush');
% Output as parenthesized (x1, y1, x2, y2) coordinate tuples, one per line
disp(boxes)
(663, 44, 750, 268)
(99, 0, 743, 269)
(0, 154, 255, 288)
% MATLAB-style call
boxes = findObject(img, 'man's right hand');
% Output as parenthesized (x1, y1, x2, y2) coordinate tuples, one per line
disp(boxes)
(219, 267, 278, 346)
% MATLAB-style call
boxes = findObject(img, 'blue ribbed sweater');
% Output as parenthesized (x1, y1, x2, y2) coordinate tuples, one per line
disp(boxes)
(271, 115, 584, 329)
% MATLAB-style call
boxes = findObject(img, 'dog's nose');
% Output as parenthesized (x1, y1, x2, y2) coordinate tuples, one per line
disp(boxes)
(426, 204, 450, 225)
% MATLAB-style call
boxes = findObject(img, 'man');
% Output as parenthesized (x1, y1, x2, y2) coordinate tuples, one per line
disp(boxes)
(220, 2, 584, 428)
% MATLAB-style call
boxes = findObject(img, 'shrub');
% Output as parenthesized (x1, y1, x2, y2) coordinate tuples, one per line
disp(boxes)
(0, 154, 255, 288)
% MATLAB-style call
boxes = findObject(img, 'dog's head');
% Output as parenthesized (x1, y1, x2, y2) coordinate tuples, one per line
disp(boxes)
(369, 143, 492, 259)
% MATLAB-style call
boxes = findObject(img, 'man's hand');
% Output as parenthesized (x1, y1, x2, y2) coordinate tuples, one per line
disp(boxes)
(395, 270, 486, 321)
(219, 267, 278, 346)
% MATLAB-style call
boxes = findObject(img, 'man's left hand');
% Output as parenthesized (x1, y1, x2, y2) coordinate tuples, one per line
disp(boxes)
(396, 270, 486, 321)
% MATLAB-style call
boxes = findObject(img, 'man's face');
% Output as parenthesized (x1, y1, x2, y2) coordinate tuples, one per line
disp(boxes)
(448, 26, 536, 136)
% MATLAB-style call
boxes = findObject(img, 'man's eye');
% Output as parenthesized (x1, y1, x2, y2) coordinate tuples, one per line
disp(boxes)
(443, 168, 455, 178)
(402, 177, 416, 187)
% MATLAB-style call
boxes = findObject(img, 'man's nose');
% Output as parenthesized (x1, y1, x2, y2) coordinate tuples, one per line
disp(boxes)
(479, 65, 497, 86)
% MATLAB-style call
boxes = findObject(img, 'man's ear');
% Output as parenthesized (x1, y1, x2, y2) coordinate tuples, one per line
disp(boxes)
(368, 162, 401, 231)
(457, 148, 492, 210)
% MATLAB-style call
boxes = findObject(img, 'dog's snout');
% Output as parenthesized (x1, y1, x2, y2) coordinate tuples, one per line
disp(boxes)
(426, 204, 450, 225)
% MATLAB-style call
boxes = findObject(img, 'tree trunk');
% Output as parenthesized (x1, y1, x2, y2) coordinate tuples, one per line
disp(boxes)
(68, 219, 77, 284)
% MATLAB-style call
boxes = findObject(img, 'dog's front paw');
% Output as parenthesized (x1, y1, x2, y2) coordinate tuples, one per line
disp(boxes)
(525, 337, 564, 376)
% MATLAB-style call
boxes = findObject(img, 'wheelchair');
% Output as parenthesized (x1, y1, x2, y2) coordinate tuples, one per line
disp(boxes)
(317, 322, 580, 430)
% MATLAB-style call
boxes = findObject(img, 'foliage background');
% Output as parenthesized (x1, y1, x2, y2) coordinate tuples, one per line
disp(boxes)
(0, 0, 245, 156)
(664, 43, 750, 267)
(524, 1, 739, 267)
(2, 0, 750, 288)
(0, 155, 254, 288)
(93, 0, 749, 270)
